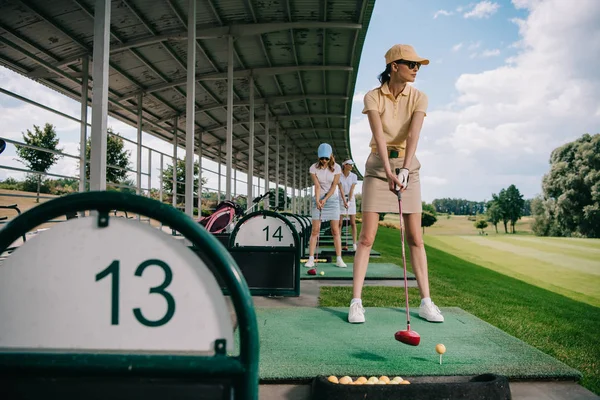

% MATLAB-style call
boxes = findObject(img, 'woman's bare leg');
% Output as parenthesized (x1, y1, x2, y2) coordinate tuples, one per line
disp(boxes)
(308, 219, 322, 257)
(352, 212, 380, 298)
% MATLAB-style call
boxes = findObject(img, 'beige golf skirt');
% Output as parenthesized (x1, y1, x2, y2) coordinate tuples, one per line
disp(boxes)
(361, 151, 423, 214)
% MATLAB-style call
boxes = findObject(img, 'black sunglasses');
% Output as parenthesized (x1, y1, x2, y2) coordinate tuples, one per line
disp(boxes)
(394, 60, 421, 70)
(319, 157, 330, 161)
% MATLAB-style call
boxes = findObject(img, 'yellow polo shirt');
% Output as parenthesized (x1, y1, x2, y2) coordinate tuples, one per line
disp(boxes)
(361, 82, 428, 151)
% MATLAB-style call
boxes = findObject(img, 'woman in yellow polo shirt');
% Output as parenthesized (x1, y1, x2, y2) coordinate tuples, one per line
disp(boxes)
(348, 44, 444, 325)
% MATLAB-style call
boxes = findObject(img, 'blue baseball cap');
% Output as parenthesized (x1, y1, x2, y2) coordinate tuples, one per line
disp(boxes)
(318, 143, 332, 158)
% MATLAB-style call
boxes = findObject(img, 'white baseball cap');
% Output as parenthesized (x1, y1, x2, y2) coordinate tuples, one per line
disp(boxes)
(342, 159, 355, 165)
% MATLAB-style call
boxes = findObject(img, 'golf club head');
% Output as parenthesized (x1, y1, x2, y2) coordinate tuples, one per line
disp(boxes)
(342, 246, 348, 251)
(395, 329, 421, 346)
(307, 268, 317, 275)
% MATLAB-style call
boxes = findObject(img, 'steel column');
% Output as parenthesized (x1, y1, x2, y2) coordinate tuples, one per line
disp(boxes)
(247, 77, 254, 206)
(79, 55, 89, 195)
(185, 0, 196, 217)
(172, 116, 178, 208)
(275, 124, 279, 208)
(89, 0, 111, 191)
(225, 34, 233, 200)
(136, 93, 143, 195)
(263, 105, 269, 210)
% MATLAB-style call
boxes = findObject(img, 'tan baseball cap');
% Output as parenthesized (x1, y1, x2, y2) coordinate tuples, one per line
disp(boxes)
(385, 44, 430, 65)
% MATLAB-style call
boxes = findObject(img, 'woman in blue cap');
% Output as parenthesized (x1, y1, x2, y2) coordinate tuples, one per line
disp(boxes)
(304, 143, 347, 268)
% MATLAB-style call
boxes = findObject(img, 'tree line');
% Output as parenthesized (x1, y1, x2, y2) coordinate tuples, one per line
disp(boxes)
(431, 197, 531, 217)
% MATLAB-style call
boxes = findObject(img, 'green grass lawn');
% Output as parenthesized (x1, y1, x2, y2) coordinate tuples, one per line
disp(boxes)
(424, 235, 600, 308)
(321, 226, 600, 395)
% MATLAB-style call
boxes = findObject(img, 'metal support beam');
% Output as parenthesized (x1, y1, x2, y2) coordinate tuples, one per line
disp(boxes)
(225, 35, 233, 200)
(89, 0, 111, 192)
(247, 77, 254, 206)
(185, 0, 196, 217)
(104, 21, 361, 54)
(275, 124, 279, 208)
(119, 66, 352, 101)
(147, 148, 152, 198)
(172, 116, 178, 208)
(285, 136, 289, 210)
(197, 132, 202, 215)
(155, 95, 348, 124)
(264, 105, 269, 210)
(292, 150, 296, 213)
(218, 146, 222, 202)
(79, 55, 89, 194)
(136, 93, 143, 195)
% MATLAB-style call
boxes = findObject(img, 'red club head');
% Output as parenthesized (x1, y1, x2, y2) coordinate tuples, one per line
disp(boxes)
(307, 268, 317, 275)
(342, 247, 348, 251)
(395, 329, 420, 346)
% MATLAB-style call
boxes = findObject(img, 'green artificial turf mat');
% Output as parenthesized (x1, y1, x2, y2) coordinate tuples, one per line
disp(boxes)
(308, 247, 380, 256)
(243, 307, 581, 381)
(300, 263, 415, 280)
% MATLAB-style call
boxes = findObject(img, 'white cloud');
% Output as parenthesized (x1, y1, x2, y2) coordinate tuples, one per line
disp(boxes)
(480, 49, 501, 57)
(414, 0, 600, 201)
(468, 41, 482, 50)
(434, 9, 453, 19)
(464, 1, 501, 19)
(452, 43, 464, 51)
(422, 176, 448, 185)
(353, 91, 365, 103)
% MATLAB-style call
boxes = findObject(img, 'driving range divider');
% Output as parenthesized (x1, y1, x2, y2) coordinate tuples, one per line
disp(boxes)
(0, 191, 260, 400)
(194, 210, 304, 297)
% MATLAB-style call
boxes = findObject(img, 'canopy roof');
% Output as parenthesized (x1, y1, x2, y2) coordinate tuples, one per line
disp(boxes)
(0, 0, 375, 187)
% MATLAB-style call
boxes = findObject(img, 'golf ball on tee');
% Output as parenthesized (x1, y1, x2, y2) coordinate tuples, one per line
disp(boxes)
(436, 344, 446, 354)
(320, 271, 325, 275)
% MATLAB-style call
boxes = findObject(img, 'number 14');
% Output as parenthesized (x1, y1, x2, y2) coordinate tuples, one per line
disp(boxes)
(263, 225, 283, 241)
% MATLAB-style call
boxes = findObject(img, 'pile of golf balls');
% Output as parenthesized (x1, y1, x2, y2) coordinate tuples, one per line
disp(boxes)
(327, 375, 409, 385)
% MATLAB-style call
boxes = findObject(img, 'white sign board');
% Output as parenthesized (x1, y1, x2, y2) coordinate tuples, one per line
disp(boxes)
(0, 216, 234, 354)
(233, 214, 295, 247)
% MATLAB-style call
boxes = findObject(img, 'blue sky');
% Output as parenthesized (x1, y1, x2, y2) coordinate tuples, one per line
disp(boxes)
(1, 0, 599, 204)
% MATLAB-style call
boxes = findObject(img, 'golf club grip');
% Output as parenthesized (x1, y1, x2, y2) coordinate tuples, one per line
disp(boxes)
(395, 167, 402, 199)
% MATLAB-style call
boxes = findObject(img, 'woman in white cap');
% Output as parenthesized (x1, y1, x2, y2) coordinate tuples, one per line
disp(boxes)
(338, 159, 358, 251)
(347, 44, 444, 325)
(305, 143, 347, 268)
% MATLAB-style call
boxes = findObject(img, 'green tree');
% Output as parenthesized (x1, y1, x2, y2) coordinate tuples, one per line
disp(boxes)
(15, 123, 63, 202)
(83, 129, 132, 185)
(492, 190, 510, 233)
(535, 133, 600, 238)
(486, 201, 502, 233)
(421, 211, 437, 234)
(504, 184, 525, 233)
(162, 157, 208, 205)
(268, 187, 291, 210)
(474, 219, 488, 235)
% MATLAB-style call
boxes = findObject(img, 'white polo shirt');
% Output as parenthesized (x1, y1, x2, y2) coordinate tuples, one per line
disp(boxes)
(339, 172, 358, 197)
(309, 162, 342, 198)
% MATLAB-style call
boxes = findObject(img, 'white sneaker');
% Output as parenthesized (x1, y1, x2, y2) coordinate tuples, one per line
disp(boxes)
(348, 302, 365, 323)
(335, 258, 347, 268)
(419, 302, 444, 322)
(304, 259, 314, 268)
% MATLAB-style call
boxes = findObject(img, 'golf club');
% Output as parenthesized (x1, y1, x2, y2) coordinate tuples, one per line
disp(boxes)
(343, 202, 349, 251)
(307, 206, 322, 275)
(393, 167, 420, 346)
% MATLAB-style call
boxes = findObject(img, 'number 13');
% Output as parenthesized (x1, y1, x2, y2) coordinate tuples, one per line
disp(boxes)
(95, 259, 176, 327)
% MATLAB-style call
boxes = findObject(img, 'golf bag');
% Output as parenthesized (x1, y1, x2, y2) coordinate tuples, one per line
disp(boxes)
(198, 200, 244, 234)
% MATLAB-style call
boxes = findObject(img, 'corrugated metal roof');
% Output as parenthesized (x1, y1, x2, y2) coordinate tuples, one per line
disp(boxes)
(0, 0, 375, 186)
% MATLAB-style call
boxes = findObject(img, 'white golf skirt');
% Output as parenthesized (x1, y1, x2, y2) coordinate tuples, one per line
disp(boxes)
(339, 195, 357, 215)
